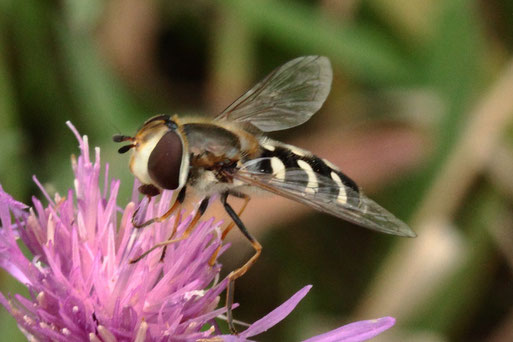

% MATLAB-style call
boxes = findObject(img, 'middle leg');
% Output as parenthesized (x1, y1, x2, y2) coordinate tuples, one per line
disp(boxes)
(220, 192, 262, 334)
(208, 193, 250, 266)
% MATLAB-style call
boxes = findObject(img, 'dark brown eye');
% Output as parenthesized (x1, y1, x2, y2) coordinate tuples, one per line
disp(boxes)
(148, 131, 183, 190)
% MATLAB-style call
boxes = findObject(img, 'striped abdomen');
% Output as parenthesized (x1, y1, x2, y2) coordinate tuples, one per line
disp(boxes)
(254, 140, 360, 206)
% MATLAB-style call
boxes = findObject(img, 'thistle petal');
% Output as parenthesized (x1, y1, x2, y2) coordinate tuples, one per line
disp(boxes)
(302, 317, 396, 342)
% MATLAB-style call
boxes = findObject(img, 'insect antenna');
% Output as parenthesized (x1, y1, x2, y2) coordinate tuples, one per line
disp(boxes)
(113, 134, 135, 154)
(112, 134, 134, 143)
(118, 144, 135, 154)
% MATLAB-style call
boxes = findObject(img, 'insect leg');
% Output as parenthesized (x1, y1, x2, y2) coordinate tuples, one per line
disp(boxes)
(222, 192, 250, 240)
(158, 209, 183, 262)
(208, 193, 250, 266)
(129, 196, 210, 264)
(221, 192, 262, 334)
(132, 186, 186, 229)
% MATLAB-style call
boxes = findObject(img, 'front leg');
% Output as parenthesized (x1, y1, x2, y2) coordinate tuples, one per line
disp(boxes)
(132, 186, 186, 229)
(130, 195, 210, 264)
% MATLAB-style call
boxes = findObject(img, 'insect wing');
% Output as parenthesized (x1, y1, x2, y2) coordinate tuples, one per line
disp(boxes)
(215, 56, 332, 132)
(236, 158, 416, 237)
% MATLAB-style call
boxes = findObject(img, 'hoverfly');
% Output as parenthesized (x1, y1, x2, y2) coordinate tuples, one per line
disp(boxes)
(114, 56, 416, 332)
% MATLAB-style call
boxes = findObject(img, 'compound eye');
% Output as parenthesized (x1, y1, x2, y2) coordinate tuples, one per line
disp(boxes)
(148, 131, 183, 190)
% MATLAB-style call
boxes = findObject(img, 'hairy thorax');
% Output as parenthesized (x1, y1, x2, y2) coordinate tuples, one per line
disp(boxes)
(183, 122, 259, 195)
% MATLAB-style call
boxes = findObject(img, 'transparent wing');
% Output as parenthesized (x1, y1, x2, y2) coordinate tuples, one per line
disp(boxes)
(236, 158, 416, 237)
(215, 56, 332, 132)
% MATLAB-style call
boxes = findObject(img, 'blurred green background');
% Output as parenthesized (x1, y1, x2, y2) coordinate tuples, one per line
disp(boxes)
(2, 0, 513, 341)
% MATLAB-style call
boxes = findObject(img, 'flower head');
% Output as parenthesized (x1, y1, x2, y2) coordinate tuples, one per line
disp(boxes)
(0, 122, 396, 341)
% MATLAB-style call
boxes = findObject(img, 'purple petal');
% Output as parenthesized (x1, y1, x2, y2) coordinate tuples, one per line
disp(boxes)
(0, 184, 28, 216)
(302, 317, 396, 342)
(241, 285, 312, 338)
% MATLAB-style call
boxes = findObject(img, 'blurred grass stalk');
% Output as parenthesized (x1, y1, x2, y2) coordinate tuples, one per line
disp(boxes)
(378, 188, 504, 342)
(219, 0, 416, 85)
(368, 0, 437, 46)
(355, 55, 513, 330)
(207, 3, 254, 114)
(0, 21, 27, 199)
(58, 14, 142, 136)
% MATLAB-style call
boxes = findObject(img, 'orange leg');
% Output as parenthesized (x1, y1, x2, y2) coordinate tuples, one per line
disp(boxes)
(159, 210, 183, 262)
(226, 238, 262, 333)
(129, 197, 210, 264)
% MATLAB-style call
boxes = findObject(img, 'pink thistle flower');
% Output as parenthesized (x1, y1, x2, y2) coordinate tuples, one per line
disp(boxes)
(0, 122, 396, 341)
